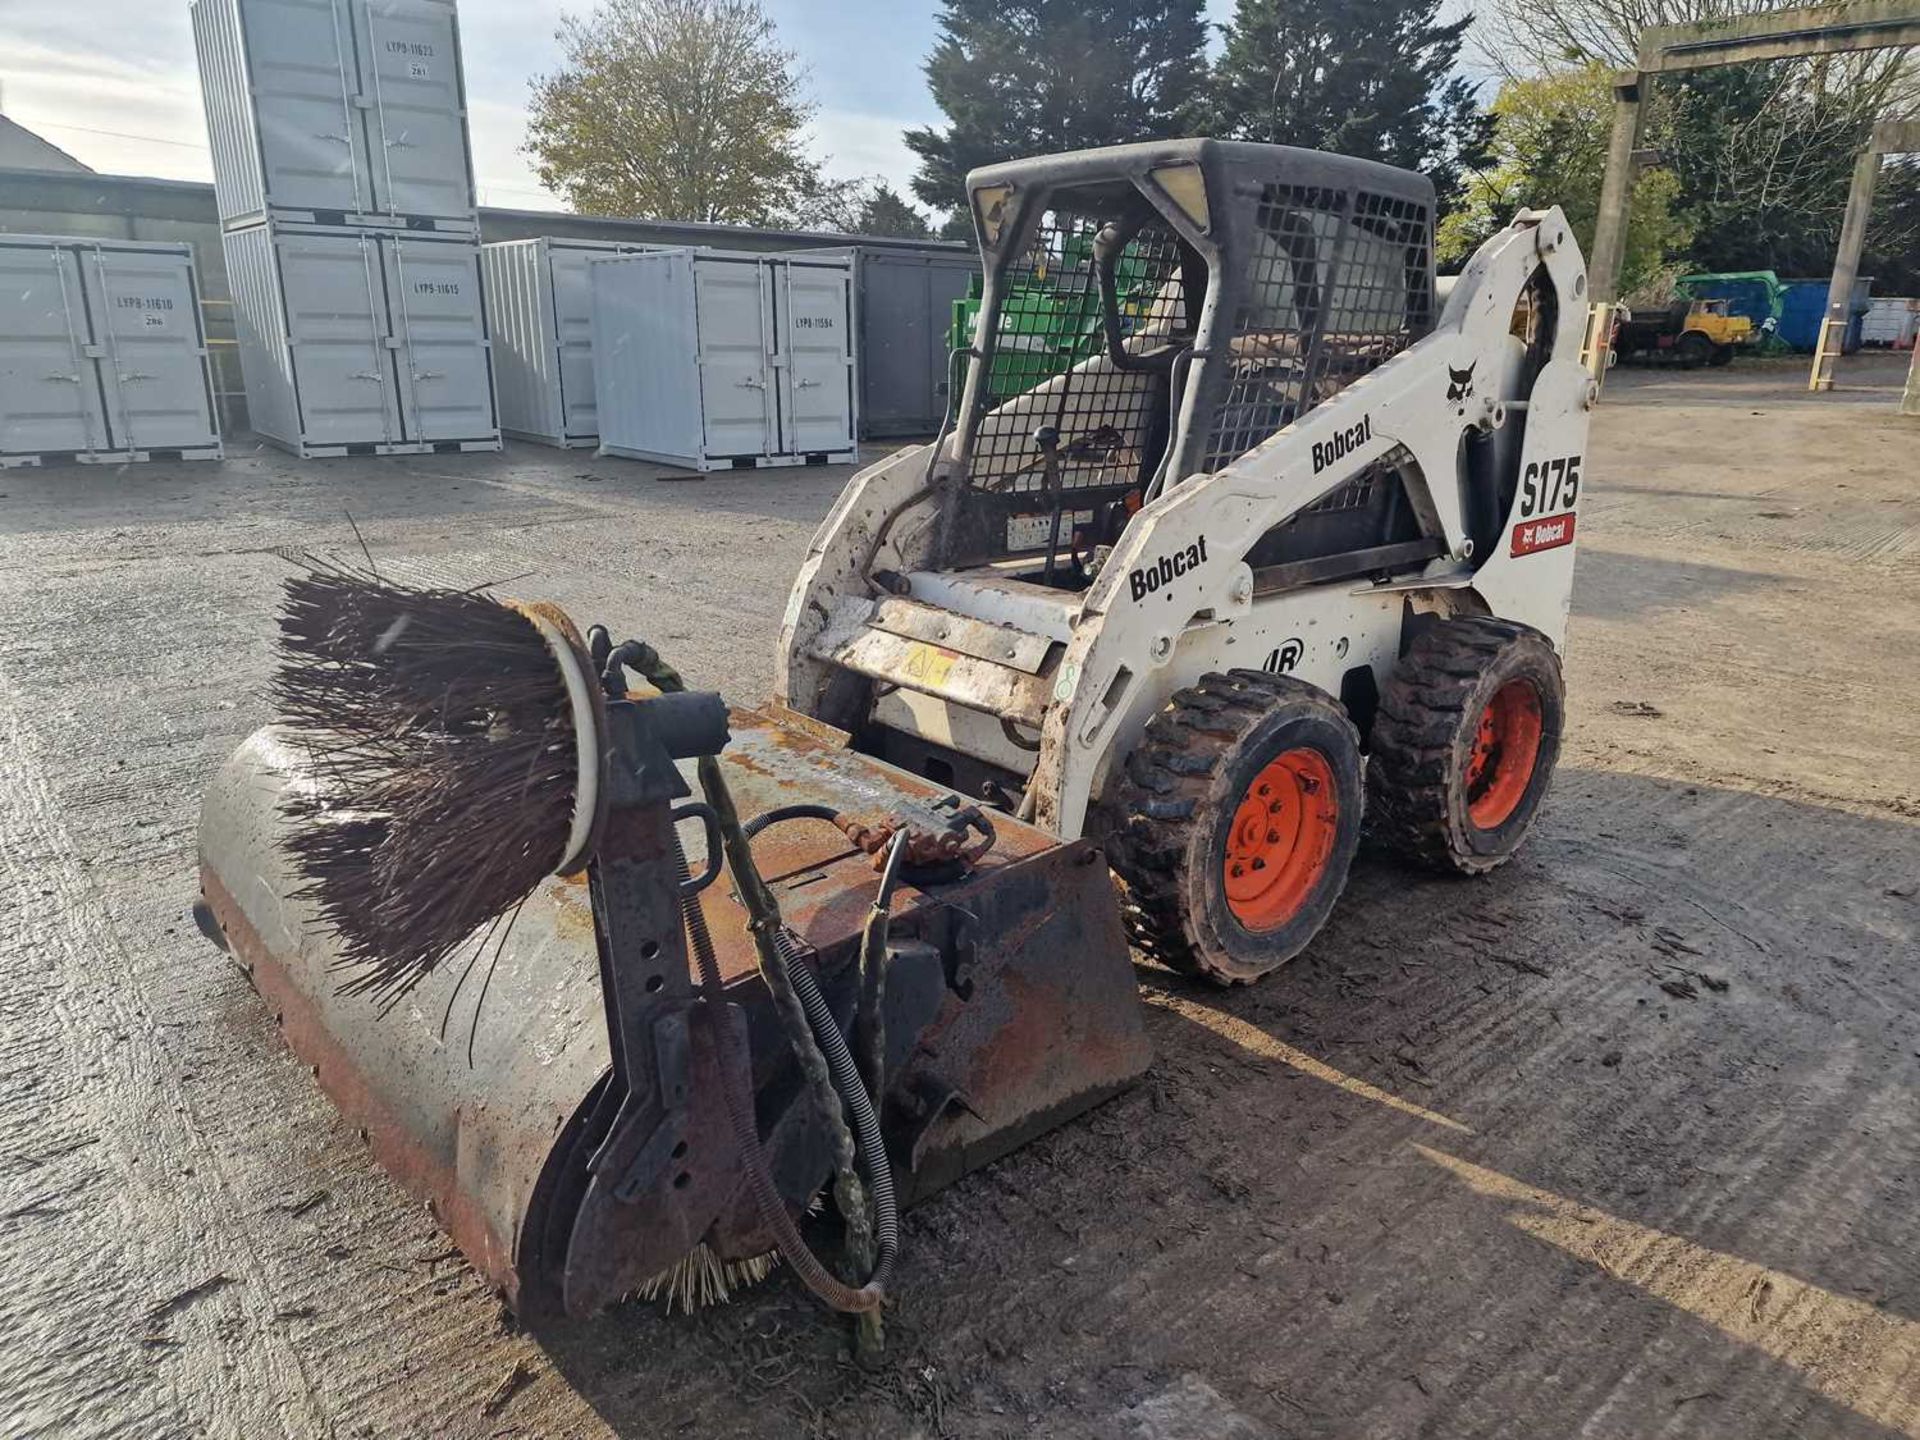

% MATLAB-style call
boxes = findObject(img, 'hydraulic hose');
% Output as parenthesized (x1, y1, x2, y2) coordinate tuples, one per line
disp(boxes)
(857, 834, 908, 1105)
(742, 803, 843, 840)
(776, 927, 898, 1291)
(672, 828, 889, 1315)
(615, 641, 890, 1314)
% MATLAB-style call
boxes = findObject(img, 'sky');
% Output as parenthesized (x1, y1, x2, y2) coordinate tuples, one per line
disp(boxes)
(0, 0, 1452, 215)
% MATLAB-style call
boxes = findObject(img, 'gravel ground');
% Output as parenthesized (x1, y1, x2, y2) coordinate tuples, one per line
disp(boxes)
(0, 355, 1915, 1440)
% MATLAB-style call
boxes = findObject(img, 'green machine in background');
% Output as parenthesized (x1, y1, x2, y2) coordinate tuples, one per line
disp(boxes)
(947, 236, 1161, 401)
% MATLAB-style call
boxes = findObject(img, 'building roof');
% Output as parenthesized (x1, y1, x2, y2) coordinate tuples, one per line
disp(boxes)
(0, 114, 93, 174)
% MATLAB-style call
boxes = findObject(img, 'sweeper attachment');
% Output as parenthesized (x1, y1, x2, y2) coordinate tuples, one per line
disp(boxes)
(781, 138, 1592, 983)
(195, 570, 1148, 1327)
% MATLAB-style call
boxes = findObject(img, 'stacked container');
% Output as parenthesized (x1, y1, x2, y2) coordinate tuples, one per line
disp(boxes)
(193, 0, 499, 456)
(0, 235, 223, 468)
(589, 248, 858, 473)
(481, 238, 656, 448)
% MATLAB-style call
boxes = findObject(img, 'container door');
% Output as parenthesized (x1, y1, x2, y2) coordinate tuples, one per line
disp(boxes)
(384, 237, 495, 442)
(83, 248, 220, 453)
(243, 0, 373, 214)
(274, 230, 404, 446)
(0, 243, 114, 457)
(858, 256, 924, 434)
(693, 258, 776, 459)
(548, 246, 603, 439)
(779, 262, 856, 456)
(354, 0, 475, 219)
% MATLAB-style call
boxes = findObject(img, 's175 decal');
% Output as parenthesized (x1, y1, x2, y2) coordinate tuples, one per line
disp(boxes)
(1519, 455, 1580, 517)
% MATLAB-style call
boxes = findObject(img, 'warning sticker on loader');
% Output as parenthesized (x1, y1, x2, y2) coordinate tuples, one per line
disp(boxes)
(902, 642, 959, 687)
(1511, 512, 1576, 556)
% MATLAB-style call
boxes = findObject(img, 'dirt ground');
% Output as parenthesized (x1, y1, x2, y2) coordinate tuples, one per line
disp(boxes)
(1, 353, 1916, 1440)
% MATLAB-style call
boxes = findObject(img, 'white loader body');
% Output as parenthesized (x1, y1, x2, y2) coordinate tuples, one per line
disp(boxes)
(779, 145, 1589, 857)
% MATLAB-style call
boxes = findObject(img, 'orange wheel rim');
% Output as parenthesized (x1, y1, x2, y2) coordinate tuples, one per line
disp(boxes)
(1466, 680, 1543, 829)
(1223, 747, 1339, 932)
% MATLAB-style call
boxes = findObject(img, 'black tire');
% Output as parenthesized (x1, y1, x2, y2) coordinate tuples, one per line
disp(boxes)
(1367, 617, 1564, 875)
(1708, 344, 1735, 367)
(1108, 671, 1364, 985)
(1676, 331, 1714, 369)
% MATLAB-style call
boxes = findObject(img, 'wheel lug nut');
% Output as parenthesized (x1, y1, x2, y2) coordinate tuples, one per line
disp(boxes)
(1267, 830, 1280, 843)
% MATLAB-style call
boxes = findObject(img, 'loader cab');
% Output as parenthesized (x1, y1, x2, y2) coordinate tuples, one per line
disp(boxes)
(941, 139, 1437, 587)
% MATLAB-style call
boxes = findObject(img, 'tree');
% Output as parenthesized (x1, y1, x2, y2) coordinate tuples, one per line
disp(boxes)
(905, 0, 1208, 217)
(1473, 0, 1920, 287)
(1207, 0, 1490, 206)
(857, 183, 936, 239)
(1438, 66, 1692, 291)
(787, 177, 936, 237)
(524, 0, 817, 225)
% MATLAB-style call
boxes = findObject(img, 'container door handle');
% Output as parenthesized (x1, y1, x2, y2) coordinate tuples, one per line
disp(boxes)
(796, 378, 820, 390)
(316, 132, 353, 144)
(412, 370, 444, 382)
(736, 377, 765, 390)
(43, 372, 81, 383)
(350, 370, 383, 382)
(119, 371, 155, 383)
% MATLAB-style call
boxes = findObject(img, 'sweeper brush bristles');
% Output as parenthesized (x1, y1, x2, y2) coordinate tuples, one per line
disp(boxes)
(274, 563, 583, 1005)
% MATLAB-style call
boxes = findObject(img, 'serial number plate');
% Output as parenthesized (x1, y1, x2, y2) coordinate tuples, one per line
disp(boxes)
(1006, 510, 1093, 550)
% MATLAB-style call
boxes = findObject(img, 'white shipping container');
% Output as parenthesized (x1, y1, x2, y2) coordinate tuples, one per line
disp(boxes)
(481, 238, 657, 447)
(193, 0, 478, 230)
(1860, 298, 1919, 348)
(224, 223, 500, 457)
(590, 248, 858, 472)
(0, 235, 223, 468)
(793, 246, 979, 438)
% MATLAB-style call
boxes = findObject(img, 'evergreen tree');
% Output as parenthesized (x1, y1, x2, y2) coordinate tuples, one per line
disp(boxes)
(905, 0, 1208, 217)
(858, 183, 935, 239)
(1208, 0, 1487, 204)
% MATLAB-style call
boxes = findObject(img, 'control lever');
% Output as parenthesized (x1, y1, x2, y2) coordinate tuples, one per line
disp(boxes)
(1033, 425, 1066, 588)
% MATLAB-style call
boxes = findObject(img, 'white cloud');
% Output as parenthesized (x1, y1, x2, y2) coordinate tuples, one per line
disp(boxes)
(809, 109, 923, 196)
(1, 37, 211, 182)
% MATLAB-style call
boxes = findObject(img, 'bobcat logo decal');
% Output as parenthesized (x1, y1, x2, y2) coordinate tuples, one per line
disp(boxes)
(1446, 361, 1476, 411)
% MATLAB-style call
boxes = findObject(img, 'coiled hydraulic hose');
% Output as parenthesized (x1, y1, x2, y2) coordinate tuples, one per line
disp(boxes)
(742, 803, 843, 840)
(609, 637, 895, 1315)
(673, 813, 894, 1315)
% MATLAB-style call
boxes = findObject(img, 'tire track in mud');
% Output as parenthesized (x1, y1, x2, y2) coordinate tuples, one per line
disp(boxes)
(0, 667, 330, 1440)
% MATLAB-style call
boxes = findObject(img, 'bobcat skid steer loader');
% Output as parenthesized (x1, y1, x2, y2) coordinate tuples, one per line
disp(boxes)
(780, 138, 1593, 984)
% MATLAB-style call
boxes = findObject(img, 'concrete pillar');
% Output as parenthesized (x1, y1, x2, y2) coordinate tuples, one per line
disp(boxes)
(1811, 143, 1884, 389)
(1588, 75, 1646, 308)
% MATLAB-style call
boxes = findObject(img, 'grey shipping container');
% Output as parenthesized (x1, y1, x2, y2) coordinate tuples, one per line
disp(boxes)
(224, 222, 500, 457)
(591, 248, 857, 472)
(0, 234, 223, 468)
(798, 246, 977, 438)
(192, 0, 478, 231)
(480, 237, 656, 448)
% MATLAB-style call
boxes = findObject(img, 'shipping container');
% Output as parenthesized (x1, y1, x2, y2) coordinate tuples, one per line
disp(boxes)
(591, 248, 857, 472)
(224, 222, 499, 457)
(1777, 276, 1873, 353)
(480, 237, 656, 447)
(192, 0, 478, 231)
(1861, 297, 1919, 349)
(0, 234, 223, 468)
(795, 246, 977, 438)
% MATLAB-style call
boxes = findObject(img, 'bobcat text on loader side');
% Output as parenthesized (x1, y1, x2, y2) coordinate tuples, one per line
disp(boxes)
(1311, 413, 1374, 474)
(1129, 535, 1210, 602)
